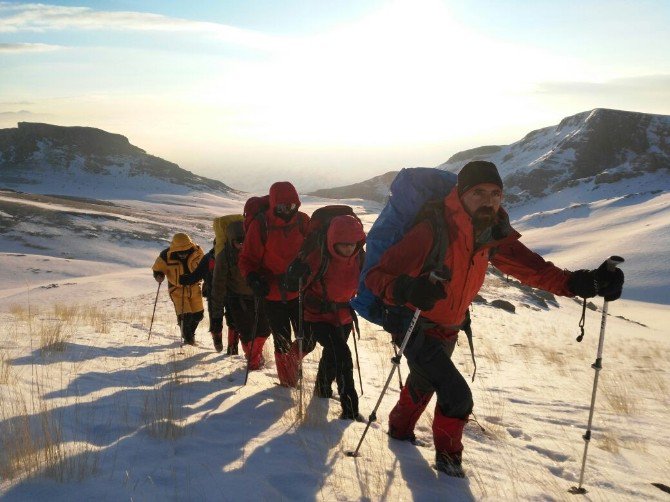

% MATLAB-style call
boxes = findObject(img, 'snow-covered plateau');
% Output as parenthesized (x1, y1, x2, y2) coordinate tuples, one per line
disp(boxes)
(0, 183, 668, 501)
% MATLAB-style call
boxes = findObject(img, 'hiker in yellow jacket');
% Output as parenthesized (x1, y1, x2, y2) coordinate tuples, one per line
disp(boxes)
(152, 233, 205, 345)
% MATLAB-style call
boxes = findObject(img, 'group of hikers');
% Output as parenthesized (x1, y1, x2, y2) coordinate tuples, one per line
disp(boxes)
(151, 161, 624, 478)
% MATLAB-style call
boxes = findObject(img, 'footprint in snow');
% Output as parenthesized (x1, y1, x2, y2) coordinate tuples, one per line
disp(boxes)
(507, 427, 532, 440)
(525, 444, 570, 463)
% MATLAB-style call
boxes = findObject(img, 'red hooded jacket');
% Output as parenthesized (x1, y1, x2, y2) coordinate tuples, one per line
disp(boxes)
(303, 215, 366, 325)
(365, 188, 573, 339)
(239, 181, 309, 301)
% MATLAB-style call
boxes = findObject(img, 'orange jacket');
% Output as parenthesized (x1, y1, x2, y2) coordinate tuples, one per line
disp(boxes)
(365, 188, 572, 338)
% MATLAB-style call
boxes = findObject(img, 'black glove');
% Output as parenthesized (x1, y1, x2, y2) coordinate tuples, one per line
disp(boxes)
(595, 261, 624, 301)
(284, 259, 310, 292)
(153, 271, 165, 283)
(179, 273, 196, 286)
(393, 274, 447, 311)
(568, 270, 598, 298)
(247, 272, 270, 298)
(210, 317, 223, 334)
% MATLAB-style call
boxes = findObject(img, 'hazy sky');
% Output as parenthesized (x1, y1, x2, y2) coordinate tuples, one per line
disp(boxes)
(2, 0, 669, 191)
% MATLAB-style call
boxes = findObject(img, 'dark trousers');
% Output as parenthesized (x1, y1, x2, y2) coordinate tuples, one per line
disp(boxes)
(309, 322, 358, 415)
(227, 296, 271, 344)
(402, 329, 473, 419)
(177, 311, 204, 341)
(266, 298, 314, 353)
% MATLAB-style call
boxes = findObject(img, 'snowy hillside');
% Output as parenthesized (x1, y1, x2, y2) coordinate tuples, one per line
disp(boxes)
(0, 123, 237, 200)
(0, 229, 668, 500)
(439, 108, 670, 205)
(0, 112, 668, 500)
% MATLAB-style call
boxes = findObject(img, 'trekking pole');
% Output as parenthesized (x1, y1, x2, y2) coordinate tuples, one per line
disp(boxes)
(346, 307, 422, 458)
(297, 277, 304, 420)
(147, 282, 162, 340)
(179, 287, 186, 345)
(244, 296, 261, 386)
(569, 256, 624, 495)
(350, 325, 364, 396)
(391, 342, 404, 390)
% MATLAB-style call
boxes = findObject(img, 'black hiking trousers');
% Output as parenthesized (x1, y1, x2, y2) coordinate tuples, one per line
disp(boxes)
(402, 328, 473, 420)
(265, 298, 315, 354)
(227, 295, 271, 344)
(177, 310, 204, 342)
(308, 322, 357, 414)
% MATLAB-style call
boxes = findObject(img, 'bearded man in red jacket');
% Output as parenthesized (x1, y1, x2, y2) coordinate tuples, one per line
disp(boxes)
(365, 161, 624, 477)
(239, 181, 310, 387)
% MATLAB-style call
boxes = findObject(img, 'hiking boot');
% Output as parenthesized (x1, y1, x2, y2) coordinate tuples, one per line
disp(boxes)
(388, 425, 416, 442)
(435, 452, 465, 478)
(227, 328, 239, 355)
(314, 385, 333, 399)
(340, 410, 366, 422)
(212, 332, 223, 352)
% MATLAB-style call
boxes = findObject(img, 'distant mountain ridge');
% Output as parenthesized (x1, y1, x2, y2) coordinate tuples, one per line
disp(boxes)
(310, 108, 670, 204)
(308, 171, 398, 202)
(440, 108, 670, 204)
(0, 122, 236, 199)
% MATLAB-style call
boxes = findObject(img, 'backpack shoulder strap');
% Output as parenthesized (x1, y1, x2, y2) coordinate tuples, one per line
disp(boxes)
(418, 200, 451, 279)
(254, 211, 269, 245)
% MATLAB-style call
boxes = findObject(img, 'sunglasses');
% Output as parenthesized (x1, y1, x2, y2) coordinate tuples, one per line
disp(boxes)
(275, 203, 297, 214)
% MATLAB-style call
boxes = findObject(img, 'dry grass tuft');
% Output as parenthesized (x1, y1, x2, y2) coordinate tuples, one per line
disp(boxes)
(0, 381, 99, 482)
(597, 431, 620, 453)
(38, 320, 70, 353)
(143, 351, 186, 439)
(8, 304, 38, 322)
(80, 305, 111, 334)
(54, 304, 80, 323)
(0, 351, 12, 384)
(601, 372, 638, 415)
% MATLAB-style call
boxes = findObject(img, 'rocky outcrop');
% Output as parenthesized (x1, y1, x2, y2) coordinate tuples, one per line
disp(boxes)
(0, 122, 235, 195)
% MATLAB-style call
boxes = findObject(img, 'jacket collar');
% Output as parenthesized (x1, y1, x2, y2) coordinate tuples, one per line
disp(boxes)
(443, 188, 520, 249)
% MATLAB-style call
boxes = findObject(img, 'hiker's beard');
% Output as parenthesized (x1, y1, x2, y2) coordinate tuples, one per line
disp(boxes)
(472, 206, 497, 234)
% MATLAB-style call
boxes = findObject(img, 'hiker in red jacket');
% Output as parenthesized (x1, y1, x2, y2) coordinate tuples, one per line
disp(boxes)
(365, 161, 624, 477)
(286, 214, 366, 420)
(239, 181, 310, 387)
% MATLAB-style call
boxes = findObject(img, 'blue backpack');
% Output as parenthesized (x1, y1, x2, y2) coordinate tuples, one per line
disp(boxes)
(351, 168, 458, 328)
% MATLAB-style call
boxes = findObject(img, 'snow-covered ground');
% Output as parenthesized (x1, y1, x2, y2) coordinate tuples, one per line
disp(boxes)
(0, 188, 668, 500)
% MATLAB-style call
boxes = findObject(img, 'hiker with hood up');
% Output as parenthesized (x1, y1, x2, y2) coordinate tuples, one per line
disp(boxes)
(239, 181, 310, 387)
(208, 220, 271, 365)
(180, 241, 230, 350)
(152, 233, 206, 345)
(286, 214, 366, 420)
(365, 161, 624, 477)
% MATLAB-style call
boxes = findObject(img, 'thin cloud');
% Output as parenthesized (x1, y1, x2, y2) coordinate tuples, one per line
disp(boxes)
(536, 74, 670, 96)
(0, 110, 34, 116)
(0, 42, 62, 52)
(0, 2, 289, 52)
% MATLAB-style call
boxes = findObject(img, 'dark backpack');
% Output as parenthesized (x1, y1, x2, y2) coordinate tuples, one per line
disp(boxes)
(243, 195, 270, 233)
(286, 205, 364, 291)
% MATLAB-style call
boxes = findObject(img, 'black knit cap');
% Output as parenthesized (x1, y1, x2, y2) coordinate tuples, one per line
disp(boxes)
(457, 161, 503, 196)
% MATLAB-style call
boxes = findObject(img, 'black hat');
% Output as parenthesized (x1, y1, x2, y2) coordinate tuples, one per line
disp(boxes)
(457, 161, 503, 196)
